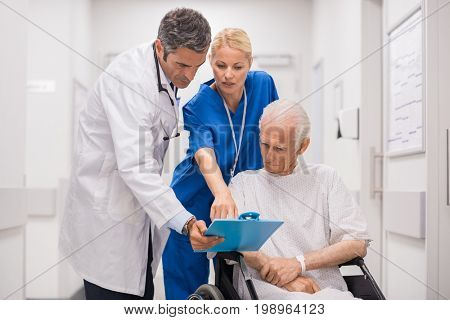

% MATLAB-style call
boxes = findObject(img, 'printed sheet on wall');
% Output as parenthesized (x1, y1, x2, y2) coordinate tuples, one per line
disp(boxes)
(387, 8, 424, 157)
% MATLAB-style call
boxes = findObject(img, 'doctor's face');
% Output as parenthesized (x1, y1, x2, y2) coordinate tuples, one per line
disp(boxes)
(155, 40, 207, 89)
(210, 46, 251, 96)
(259, 122, 309, 175)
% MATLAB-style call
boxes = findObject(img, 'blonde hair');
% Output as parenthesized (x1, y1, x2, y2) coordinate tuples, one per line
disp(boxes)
(210, 28, 252, 63)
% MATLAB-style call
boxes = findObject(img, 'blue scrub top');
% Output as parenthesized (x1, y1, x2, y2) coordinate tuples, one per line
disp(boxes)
(171, 71, 279, 221)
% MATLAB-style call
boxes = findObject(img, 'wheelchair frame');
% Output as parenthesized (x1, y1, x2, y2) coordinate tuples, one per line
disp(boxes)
(188, 252, 385, 300)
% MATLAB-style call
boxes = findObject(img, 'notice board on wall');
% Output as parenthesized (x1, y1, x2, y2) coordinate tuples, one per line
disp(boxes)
(387, 8, 424, 157)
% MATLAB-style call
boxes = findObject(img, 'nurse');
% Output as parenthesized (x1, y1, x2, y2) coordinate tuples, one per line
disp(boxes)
(163, 28, 279, 299)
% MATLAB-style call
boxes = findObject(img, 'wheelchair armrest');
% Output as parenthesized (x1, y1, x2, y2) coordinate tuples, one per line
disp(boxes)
(339, 257, 386, 300)
(216, 251, 242, 263)
(339, 257, 365, 268)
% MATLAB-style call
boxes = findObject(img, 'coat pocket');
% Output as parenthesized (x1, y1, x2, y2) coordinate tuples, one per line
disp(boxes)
(93, 152, 116, 212)
(107, 170, 145, 225)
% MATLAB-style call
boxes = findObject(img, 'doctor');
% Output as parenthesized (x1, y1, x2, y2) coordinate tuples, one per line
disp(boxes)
(163, 28, 279, 299)
(59, 8, 222, 300)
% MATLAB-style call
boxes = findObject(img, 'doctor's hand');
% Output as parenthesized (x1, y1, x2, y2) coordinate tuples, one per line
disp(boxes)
(283, 276, 320, 294)
(210, 189, 238, 220)
(188, 219, 224, 251)
(260, 257, 302, 288)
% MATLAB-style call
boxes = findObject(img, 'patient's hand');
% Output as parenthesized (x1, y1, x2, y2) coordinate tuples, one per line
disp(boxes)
(210, 189, 238, 220)
(242, 251, 270, 271)
(260, 257, 302, 287)
(283, 276, 320, 294)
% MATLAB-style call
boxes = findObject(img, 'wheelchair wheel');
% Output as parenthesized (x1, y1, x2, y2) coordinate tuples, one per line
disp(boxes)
(187, 284, 225, 300)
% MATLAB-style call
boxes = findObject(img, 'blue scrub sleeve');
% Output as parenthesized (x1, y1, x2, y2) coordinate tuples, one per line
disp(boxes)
(183, 106, 214, 154)
(268, 74, 279, 101)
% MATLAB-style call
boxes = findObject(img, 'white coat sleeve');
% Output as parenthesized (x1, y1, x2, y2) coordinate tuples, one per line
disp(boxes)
(99, 74, 188, 230)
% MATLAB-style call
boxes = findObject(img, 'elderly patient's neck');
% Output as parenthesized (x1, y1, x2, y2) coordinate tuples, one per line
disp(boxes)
(264, 159, 299, 176)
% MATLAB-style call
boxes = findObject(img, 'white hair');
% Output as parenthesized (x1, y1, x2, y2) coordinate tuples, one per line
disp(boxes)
(259, 99, 311, 149)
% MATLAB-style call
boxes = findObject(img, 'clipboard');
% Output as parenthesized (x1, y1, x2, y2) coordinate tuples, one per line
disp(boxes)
(196, 212, 283, 252)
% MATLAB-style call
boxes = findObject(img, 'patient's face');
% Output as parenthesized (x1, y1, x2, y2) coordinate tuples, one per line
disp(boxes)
(260, 123, 299, 175)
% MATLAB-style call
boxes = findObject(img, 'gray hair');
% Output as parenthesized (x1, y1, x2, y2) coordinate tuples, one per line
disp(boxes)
(259, 99, 311, 149)
(157, 8, 211, 61)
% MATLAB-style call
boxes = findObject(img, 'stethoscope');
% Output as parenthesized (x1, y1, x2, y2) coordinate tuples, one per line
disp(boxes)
(218, 86, 248, 179)
(153, 44, 181, 141)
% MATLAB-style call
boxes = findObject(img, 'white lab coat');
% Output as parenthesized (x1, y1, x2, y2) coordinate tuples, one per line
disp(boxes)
(59, 43, 186, 296)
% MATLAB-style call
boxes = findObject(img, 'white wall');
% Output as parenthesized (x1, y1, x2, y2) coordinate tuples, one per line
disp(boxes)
(27, 1, 71, 189)
(311, 0, 362, 191)
(0, 0, 28, 300)
(24, 0, 92, 299)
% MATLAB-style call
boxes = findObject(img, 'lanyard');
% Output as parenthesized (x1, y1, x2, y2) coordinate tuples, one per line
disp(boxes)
(220, 87, 247, 179)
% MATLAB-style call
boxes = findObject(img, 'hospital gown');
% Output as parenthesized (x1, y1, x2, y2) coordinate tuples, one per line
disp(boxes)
(228, 162, 371, 300)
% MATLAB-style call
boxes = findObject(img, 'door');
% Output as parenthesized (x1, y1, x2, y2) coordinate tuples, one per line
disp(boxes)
(437, 0, 450, 300)
(360, 0, 383, 285)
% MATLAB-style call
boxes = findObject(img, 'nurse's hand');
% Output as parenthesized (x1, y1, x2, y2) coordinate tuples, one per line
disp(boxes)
(189, 219, 224, 251)
(210, 190, 238, 220)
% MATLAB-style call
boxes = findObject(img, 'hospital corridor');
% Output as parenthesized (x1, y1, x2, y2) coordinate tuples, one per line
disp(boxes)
(1, 0, 450, 312)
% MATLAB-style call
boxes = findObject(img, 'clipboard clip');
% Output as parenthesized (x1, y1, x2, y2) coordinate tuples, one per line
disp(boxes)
(238, 212, 260, 221)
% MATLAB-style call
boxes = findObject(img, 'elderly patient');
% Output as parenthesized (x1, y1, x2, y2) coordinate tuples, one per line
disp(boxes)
(228, 99, 371, 300)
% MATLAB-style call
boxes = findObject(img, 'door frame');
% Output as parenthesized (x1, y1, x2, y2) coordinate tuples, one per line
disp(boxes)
(360, 0, 384, 285)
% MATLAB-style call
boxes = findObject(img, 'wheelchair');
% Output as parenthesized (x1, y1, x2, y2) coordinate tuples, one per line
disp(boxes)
(188, 251, 385, 300)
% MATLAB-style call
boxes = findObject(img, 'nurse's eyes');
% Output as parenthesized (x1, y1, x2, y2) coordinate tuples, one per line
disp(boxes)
(216, 64, 244, 71)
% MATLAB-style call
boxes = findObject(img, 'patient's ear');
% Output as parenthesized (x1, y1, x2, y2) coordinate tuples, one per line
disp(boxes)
(297, 138, 310, 155)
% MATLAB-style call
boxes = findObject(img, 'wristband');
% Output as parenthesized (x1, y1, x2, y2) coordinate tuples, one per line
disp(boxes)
(295, 255, 306, 275)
